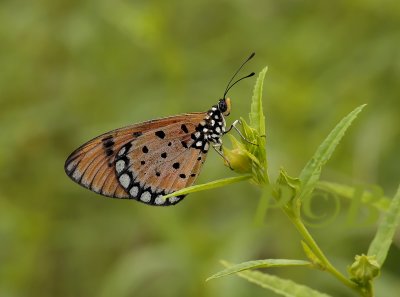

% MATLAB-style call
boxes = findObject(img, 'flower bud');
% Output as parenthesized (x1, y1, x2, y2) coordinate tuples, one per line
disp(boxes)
(348, 254, 380, 285)
(223, 147, 252, 173)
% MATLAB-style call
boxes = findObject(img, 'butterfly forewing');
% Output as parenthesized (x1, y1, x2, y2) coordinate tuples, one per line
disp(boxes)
(65, 113, 208, 206)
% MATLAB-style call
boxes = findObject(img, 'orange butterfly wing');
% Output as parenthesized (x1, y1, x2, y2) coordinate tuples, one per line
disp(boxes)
(64, 113, 208, 205)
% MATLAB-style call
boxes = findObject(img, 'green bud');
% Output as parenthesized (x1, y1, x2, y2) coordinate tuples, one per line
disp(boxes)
(222, 134, 252, 173)
(223, 146, 252, 173)
(348, 254, 380, 285)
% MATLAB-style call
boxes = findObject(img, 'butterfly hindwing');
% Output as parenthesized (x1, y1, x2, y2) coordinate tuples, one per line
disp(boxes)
(65, 125, 143, 198)
(65, 113, 208, 205)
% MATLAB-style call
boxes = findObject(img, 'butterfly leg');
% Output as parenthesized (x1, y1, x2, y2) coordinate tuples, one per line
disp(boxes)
(225, 119, 257, 145)
(212, 143, 233, 170)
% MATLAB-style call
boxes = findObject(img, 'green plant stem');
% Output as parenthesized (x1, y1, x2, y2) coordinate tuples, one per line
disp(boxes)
(283, 210, 368, 296)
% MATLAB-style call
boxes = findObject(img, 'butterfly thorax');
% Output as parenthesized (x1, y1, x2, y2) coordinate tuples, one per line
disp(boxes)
(191, 105, 226, 153)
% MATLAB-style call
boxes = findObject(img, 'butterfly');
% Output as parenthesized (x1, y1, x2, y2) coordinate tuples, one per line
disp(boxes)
(64, 53, 255, 206)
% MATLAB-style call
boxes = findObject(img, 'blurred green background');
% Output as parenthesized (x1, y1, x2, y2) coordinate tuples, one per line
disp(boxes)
(1, 0, 400, 296)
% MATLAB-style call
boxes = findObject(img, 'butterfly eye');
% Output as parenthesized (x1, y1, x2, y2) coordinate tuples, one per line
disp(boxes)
(218, 99, 227, 112)
(218, 98, 231, 116)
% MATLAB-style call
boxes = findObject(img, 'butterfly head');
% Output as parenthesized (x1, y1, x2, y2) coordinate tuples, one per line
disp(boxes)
(218, 97, 231, 116)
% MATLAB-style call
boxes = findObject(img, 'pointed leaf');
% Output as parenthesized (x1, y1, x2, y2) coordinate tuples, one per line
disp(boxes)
(247, 67, 269, 186)
(219, 261, 331, 297)
(367, 184, 400, 266)
(298, 105, 366, 201)
(249, 66, 268, 135)
(162, 175, 251, 199)
(276, 168, 301, 200)
(207, 259, 311, 281)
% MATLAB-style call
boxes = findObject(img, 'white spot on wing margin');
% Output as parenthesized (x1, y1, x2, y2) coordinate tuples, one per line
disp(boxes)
(154, 195, 165, 205)
(115, 160, 125, 173)
(140, 191, 151, 202)
(119, 173, 130, 188)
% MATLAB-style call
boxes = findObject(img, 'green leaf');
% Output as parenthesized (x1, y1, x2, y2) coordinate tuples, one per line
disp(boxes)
(207, 259, 311, 281)
(249, 66, 268, 135)
(367, 184, 400, 266)
(218, 261, 331, 297)
(276, 168, 301, 212)
(298, 104, 366, 202)
(161, 175, 251, 199)
(244, 66, 269, 185)
(277, 168, 301, 193)
(317, 181, 390, 211)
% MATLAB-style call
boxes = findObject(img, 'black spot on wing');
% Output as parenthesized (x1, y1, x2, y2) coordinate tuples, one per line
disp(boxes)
(181, 124, 189, 133)
(102, 135, 113, 142)
(155, 130, 166, 139)
(121, 142, 132, 153)
(105, 148, 114, 156)
(103, 139, 114, 148)
(102, 136, 115, 157)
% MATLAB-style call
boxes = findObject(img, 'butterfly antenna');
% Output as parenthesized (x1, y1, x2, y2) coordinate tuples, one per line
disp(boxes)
(224, 72, 255, 98)
(223, 52, 255, 98)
